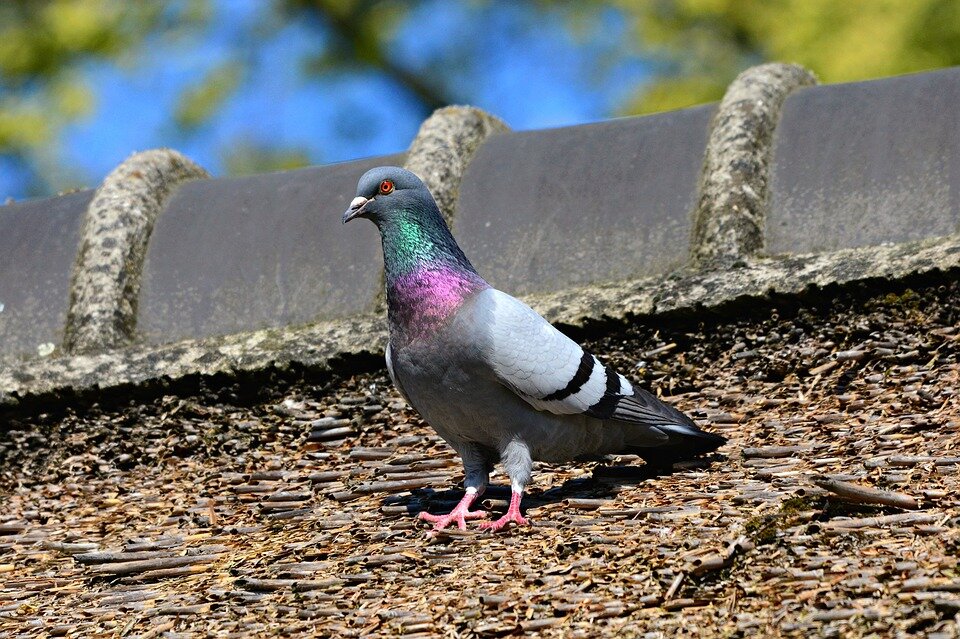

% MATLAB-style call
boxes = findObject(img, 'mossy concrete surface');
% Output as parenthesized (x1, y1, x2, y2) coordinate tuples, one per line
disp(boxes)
(404, 105, 509, 225)
(4, 232, 959, 411)
(63, 149, 209, 355)
(691, 63, 817, 269)
(4, 64, 960, 410)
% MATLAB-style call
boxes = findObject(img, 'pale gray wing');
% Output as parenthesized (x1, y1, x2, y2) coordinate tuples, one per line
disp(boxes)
(473, 289, 633, 416)
(385, 341, 412, 404)
(472, 288, 703, 431)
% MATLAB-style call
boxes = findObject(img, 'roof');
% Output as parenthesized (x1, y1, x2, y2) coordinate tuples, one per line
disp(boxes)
(3, 64, 960, 407)
(2, 282, 959, 637)
(2, 62, 960, 637)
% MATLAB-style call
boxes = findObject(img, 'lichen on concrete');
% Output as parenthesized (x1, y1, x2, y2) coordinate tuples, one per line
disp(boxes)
(62, 149, 209, 355)
(404, 105, 509, 225)
(691, 63, 817, 269)
(5, 70, 960, 412)
(524, 233, 960, 329)
(5, 231, 960, 411)
(1, 313, 387, 409)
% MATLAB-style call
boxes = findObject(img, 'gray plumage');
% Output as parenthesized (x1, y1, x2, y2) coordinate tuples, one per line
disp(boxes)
(344, 166, 725, 530)
(388, 288, 721, 484)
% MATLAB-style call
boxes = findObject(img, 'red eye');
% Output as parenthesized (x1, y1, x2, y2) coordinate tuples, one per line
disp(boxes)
(379, 179, 394, 195)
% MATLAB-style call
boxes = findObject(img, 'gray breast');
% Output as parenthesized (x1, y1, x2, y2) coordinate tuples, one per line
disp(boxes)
(392, 342, 628, 462)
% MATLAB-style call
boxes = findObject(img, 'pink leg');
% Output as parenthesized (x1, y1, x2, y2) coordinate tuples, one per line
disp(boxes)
(479, 490, 529, 531)
(418, 488, 488, 531)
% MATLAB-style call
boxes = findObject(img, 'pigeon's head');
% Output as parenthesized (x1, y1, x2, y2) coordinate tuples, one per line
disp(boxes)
(342, 166, 435, 226)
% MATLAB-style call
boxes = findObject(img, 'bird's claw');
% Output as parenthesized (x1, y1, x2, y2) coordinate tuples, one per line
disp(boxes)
(479, 510, 529, 532)
(478, 490, 528, 532)
(418, 507, 488, 532)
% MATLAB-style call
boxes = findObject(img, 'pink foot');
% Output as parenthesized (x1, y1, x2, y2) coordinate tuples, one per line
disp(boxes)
(418, 491, 488, 531)
(479, 491, 529, 531)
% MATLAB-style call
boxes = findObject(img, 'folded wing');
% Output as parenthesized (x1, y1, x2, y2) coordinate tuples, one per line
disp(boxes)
(477, 289, 692, 429)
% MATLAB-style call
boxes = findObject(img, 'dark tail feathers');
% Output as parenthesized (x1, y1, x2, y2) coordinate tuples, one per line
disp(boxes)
(632, 422, 726, 467)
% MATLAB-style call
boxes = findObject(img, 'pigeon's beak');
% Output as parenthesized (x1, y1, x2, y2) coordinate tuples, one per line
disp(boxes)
(342, 196, 370, 224)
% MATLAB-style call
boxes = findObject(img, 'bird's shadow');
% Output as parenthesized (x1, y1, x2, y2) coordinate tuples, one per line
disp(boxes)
(386, 455, 726, 519)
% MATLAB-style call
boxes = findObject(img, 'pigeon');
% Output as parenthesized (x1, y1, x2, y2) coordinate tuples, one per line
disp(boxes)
(343, 166, 725, 532)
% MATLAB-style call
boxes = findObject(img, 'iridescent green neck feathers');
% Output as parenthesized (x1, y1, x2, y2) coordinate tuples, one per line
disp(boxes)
(379, 207, 487, 344)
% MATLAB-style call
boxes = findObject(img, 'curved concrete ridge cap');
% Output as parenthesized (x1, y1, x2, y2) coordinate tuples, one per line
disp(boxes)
(0, 314, 387, 407)
(63, 149, 209, 355)
(531, 234, 960, 325)
(4, 232, 959, 409)
(404, 105, 510, 225)
(692, 63, 818, 269)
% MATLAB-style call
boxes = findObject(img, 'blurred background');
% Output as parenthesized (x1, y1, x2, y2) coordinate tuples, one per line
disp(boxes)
(2, 0, 960, 201)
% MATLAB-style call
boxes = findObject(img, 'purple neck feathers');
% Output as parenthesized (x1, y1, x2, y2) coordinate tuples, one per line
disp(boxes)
(376, 201, 487, 345)
(387, 264, 488, 345)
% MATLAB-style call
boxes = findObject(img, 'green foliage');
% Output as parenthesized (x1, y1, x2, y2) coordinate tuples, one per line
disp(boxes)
(175, 61, 244, 130)
(618, 0, 960, 114)
(222, 141, 312, 175)
(0, 0, 172, 195)
(284, 0, 446, 111)
(4, 0, 960, 197)
(0, 0, 442, 196)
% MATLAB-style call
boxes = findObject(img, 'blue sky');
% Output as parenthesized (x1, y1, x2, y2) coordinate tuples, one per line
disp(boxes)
(4, 1, 650, 200)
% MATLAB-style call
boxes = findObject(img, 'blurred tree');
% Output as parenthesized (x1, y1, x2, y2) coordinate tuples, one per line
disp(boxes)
(0, 0, 188, 195)
(281, 0, 450, 112)
(222, 140, 312, 175)
(0, 0, 455, 196)
(616, 0, 960, 114)
(3, 0, 960, 198)
(175, 60, 244, 130)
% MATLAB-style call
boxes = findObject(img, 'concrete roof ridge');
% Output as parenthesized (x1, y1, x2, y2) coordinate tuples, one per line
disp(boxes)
(4, 233, 959, 412)
(691, 63, 817, 269)
(62, 149, 209, 355)
(3, 64, 960, 411)
(403, 105, 509, 225)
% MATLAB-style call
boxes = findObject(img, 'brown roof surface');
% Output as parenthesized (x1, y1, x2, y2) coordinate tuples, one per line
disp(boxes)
(2, 282, 960, 637)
